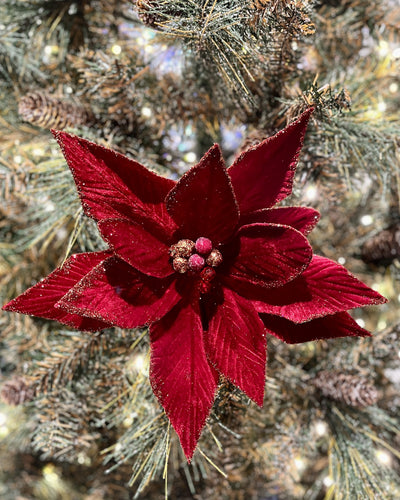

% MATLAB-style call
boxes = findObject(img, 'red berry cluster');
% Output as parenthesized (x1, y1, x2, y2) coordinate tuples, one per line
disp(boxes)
(169, 237, 223, 277)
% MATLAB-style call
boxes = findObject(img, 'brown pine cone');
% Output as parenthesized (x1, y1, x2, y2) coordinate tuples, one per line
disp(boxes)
(361, 224, 400, 265)
(1, 376, 36, 406)
(313, 370, 379, 407)
(18, 91, 95, 130)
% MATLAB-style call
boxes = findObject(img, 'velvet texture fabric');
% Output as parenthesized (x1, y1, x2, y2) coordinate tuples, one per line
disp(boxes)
(3, 109, 386, 460)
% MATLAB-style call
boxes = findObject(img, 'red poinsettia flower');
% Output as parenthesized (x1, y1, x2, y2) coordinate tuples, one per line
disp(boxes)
(3, 109, 386, 461)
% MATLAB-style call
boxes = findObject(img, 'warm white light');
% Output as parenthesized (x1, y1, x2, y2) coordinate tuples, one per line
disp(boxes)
(314, 421, 328, 436)
(77, 452, 90, 465)
(184, 152, 197, 163)
(360, 214, 373, 226)
(304, 184, 318, 202)
(323, 476, 334, 487)
(43, 464, 60, 486)
(377, 319, 387, 330)
(338, 257, 346, 265)
(377, 40, 389, 57)
(111, 44, 122, 55)
(123, 415, 134, 427)
(133, 354, 145, 373)
(294, 457, 307, 472)
(393, 47, 400, 59)
(389, 83, 398, 94)
(14, 155, 22, 164)
(141, 106, 152, 118)
(377, 100, 387, 113)
(0, 413, 7, 426)
(33, 148, 44, 157)
(376, 449, 391, 466)
(355, 318, 366, 328)
(45, 201, 55, 212)
(44, 45, 59, 55)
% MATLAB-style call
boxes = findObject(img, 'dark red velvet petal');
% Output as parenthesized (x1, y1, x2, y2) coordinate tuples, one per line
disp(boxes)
(228, 109, 313, 214)
(57, 256, 181, 329)
(149, 301, 219, 462)
(227, 223, 312, 288)
(241, 206, 320, 235)
(205, 288, 266, 406)
(166, 144, 239, 244)
(246, 255, 387, 323)
(2, 252, 111, 332)
(261, 311, 372, 344)
(52, 131, 177, 241)
(98, 218, 173, 278)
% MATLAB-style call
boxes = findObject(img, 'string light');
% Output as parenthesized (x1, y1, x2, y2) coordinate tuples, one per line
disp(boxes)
(141, 106, 152, 118)
(323, 476, 334, 487)
(338, 257, 346, 265)
(304, 184, 318, 202)
(132, 354, 146, 372)
(42, 464, 61, 486)
(389, 83, 399, 94)
(393, 47, 400, 59)
(44, 45, 59, 56)
(77, 452, 91, 465)
(184, 152, 196, 163)
(360, 214, 373, 226)
(375, 449, 392, 466)
(33, 148, 45, 157)
(294, 456, 307, 472)
(314, 420, 328, 437)
(377, 319, 387, 330)
(377, 40, 389, 57)
(123, 412, 137, 428)
(355, 318, 366, 328)
(377, 100, 387, 113)
(0, 412, 8, 438)
(111, 44, 122, 55)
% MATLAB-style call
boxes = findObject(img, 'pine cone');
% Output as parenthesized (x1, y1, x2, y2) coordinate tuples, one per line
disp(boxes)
(18, 92, 95, 130)
(361, 224, 400, 265)
(1, 376, 35, 406)
(313, 370, 379, 407)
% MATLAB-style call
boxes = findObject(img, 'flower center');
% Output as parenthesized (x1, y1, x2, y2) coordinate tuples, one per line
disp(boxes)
(169, 237, 223, 285)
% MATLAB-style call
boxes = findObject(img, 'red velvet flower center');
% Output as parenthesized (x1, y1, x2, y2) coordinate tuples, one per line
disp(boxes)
(169, 238, 223, 292)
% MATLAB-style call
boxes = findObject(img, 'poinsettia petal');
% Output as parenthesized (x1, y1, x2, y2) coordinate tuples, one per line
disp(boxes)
(225, 223, 312, 288)
(98, 218, 173, 278)
(243, 255, 387, 323)
(2, 252, 111, 332)
(52, 131, 177, 240)
(57, 256, 181, 329)
(204, 288, 266, 406)
(228, 108, 313, 213)
(150, 301, 219, 461)
(261, 311, 371, 344)
(241, 207, 320, 235)
(166, 144, 239, 244)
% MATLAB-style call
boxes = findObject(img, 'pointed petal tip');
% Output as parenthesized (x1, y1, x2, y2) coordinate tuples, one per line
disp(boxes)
(2, 301, 13, 312)
(253, 391, 264, 408)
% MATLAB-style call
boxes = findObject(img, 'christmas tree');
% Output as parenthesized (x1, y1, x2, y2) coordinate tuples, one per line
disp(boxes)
(1, 1, 399, 498)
